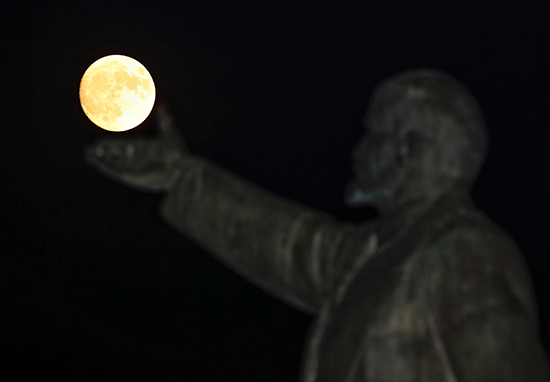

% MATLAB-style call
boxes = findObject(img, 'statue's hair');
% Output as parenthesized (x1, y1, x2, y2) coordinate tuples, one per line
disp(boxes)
(368, 69, 488, 190)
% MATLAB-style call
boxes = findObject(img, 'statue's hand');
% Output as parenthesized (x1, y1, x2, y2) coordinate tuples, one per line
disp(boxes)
(84, 103, 188, 193)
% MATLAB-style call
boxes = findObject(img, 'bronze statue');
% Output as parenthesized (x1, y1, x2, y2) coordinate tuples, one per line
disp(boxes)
(85, 69, 550, 381)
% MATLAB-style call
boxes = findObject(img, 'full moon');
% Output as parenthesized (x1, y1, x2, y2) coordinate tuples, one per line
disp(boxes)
(79, 55, 156, 132)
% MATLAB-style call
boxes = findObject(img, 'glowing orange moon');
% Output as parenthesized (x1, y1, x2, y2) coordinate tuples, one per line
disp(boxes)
(79, 55, 156, 132)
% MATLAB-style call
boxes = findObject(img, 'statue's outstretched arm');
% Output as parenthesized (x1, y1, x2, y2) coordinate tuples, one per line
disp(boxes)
(85, 104, 377, 314)
(160, 155, 377, 314)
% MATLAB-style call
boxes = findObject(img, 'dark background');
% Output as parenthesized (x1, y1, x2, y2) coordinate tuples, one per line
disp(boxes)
(1, 0, 549, 380)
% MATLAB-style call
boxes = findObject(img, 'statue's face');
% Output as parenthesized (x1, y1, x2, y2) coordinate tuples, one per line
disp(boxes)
(345, 70, 488, 210)
(345, 113, 402, 207)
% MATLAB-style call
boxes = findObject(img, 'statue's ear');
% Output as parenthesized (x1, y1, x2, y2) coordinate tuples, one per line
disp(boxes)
(397, 130, 425, 166)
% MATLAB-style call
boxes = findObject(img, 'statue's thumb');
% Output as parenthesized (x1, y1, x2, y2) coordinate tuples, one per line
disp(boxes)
(156, 102, 176, 135)
(156, 103, 188, 155)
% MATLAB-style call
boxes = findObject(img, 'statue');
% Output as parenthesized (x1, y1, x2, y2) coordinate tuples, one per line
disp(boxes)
(85, 69, 550, 381)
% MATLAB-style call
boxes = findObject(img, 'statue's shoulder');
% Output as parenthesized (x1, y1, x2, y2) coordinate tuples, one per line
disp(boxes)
(421, 206, 524, 291)
(428, 205, 516, 253)
(426, 206, 539, 321)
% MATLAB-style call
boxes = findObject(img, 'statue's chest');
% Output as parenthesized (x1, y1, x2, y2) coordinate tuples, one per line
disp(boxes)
(304, 228, 429, 381)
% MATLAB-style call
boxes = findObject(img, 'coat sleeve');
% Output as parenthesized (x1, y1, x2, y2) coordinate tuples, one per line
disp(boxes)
(160, 156, 377, 314)
(428, 225, 550, 382)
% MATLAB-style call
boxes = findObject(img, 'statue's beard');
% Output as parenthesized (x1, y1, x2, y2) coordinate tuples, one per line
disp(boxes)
(345, 177, 393, 207)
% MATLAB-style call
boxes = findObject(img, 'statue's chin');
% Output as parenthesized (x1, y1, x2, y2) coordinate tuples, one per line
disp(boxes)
(344, 179, 391, 207)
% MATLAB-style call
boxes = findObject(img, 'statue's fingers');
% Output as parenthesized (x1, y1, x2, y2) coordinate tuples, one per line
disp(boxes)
(84, 139, 119, 168)
(85, 138, 143, 172)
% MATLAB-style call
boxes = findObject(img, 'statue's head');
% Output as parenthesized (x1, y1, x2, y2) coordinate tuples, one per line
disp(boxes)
(345, 69, 488, 212)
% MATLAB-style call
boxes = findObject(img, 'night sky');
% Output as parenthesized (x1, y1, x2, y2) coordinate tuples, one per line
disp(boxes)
(2, 0, 550, 380)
